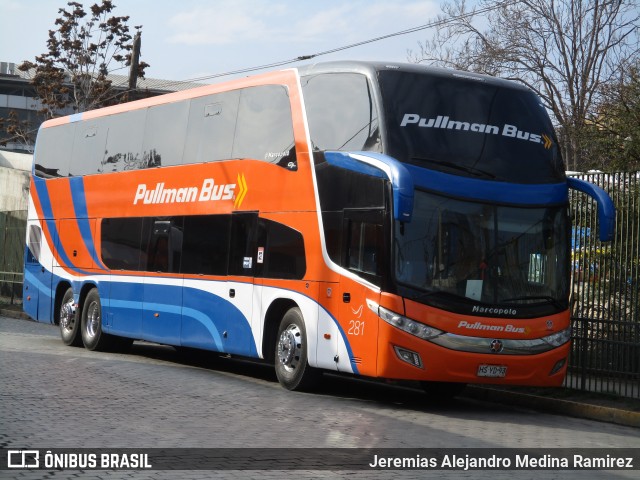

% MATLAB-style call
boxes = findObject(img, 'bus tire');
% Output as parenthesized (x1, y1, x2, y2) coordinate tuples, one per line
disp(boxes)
(59, 287, 82, 347)
(275, 307, 320, 391)
(80, 288, 113, 351)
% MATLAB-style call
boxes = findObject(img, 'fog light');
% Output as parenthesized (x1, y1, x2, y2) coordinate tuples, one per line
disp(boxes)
(393, 346, 423, 368)
(549, 357, 566, 375)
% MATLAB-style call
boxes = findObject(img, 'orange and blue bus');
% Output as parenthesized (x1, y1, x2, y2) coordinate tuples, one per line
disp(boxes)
(23, 61, 614, 394)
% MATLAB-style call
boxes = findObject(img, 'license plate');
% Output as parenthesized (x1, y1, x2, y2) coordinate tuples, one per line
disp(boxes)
(477, 364, 507, 378)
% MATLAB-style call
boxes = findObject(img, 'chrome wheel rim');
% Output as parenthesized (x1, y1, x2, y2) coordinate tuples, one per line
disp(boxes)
(85, 301, 100, 339)
(60, 299, 75, 331)
(277, 324, 302, 372)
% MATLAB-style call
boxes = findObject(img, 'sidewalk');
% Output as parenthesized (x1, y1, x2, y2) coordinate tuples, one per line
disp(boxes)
(463, 385, 640, 428)
(2, 307, 639, 428)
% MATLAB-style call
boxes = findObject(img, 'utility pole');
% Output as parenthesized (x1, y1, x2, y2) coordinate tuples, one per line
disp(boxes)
(128, 32, 141, 91)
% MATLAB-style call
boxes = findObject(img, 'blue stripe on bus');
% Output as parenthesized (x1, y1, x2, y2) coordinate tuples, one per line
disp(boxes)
(68, 177, 107, 270)
(181, 285, 258, 356)
(24, 268, 50, 296)
(33, 177, 88, 273)
(181, 305, 225, 351)
(105, 280, 257, 356)
(405, 164, 569, 205)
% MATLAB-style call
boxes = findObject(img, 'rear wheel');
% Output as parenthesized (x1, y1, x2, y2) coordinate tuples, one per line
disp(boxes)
(81, 288, 114, 351)
(275, 307, 320, 391)
(59, 287, 81, 346)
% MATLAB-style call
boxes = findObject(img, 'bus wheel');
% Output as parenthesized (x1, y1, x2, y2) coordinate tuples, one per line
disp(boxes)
(81, 288, 113, 351)
(275, 307, 320, 391)
(421, 381, 466, 401)
(59, 287, 81, 347)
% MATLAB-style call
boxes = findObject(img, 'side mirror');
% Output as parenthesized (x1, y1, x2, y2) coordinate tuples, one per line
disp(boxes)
(567, 177, 615, 242)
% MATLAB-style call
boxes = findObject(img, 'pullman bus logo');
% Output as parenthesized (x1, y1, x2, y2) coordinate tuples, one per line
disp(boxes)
(133, 173, 249, 209)
(400, 113, 555, 150)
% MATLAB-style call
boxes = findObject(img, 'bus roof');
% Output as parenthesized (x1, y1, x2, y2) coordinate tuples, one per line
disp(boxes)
(296, 60, 529, 92)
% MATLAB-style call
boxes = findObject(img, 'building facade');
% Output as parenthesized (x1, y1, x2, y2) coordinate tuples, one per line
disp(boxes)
(0, 60, 201, 153)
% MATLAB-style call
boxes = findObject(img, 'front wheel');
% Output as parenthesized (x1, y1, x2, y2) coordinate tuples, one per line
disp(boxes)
(275, 307, 320, 391)
(59, 287, 82, 346)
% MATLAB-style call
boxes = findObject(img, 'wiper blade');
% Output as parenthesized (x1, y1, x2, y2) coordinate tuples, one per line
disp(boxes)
(411, 157, 498, 180)
(501, 296, 564, 309)
(409, 288, 467, 304)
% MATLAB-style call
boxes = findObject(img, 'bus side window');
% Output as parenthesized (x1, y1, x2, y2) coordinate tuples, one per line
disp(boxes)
(233, 85, 296, 170)
(141, 101, 190, 168)
(101, 109, 147, 173)
(302, 73, 381, 153)
(229, 213, 258, 276)
(70, 122, 107, 176)
(184, 90, 240, 164)
(26, 225, 42, 264)
(257, 219, 306, 280)
(343, 209, 384, 285)
(34, 125, 74, 177)
(146, 219, 183, 273)
(101, 217, 147, 271)
(181, 215, 231, 275)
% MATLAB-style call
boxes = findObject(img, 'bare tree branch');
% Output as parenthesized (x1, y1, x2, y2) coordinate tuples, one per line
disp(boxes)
(17, 0, 149, 119)
(410, 0, 639, 170)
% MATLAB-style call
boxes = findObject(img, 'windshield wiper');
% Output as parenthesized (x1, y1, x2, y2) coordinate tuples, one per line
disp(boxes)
(409, 288, 468, 304)
(410, 157, 499, 180)
(501, 296, 564, 309)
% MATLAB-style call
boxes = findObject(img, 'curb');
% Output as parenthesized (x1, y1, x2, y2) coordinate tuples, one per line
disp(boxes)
(464, 385, 640, 428)
(0, 308, 30, 320)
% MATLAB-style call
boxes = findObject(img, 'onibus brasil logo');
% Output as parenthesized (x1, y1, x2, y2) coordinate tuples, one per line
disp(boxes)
(133, 173, 248, 208)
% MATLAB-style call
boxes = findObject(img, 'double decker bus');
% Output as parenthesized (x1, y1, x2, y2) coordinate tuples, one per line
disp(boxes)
(23, 61, 614, 394)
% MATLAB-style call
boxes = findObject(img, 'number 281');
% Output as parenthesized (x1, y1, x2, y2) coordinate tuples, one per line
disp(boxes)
(348, 320, 365, 336)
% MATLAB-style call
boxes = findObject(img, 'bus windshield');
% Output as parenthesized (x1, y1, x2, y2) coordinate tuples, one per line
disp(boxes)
(394, 189, 570, 316)
(378, 70, 565, 184)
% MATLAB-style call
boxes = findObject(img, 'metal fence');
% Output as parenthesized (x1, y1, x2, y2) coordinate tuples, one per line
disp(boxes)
(568, 171, 640, 398)
(0, 210, 26, 307)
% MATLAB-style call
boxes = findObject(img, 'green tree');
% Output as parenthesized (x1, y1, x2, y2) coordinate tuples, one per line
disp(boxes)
(18, 0, 149, 119)
(410, 0, 639, 171)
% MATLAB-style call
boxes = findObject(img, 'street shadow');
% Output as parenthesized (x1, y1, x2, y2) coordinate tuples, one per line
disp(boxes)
(124, 340, 488, 415)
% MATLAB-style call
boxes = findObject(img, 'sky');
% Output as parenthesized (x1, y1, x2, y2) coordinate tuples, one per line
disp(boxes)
(0, 0, 441, 84)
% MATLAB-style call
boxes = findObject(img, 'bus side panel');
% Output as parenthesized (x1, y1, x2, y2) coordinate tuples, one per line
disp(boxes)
(104, 277, 143, 338)
(181, 278, 259, 357)
(23, 179, 59, 323)
(142, 277, 182, 345)
(22, 245, 40, 320)
(23, 241, 54, 323)
(23, 216, 43, 322)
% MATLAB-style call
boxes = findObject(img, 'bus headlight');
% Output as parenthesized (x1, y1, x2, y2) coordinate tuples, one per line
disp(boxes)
(377, 306, 443, 340)
(541, 328, 572, 347)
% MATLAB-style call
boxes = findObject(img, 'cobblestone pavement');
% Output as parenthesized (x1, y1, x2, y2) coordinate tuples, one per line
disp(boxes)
(1, 316, 638, 480)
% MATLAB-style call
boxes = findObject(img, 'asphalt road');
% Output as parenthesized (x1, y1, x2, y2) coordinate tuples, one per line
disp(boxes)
(1, 315, 638, 480)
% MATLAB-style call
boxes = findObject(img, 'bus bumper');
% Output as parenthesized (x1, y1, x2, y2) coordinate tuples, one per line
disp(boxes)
(376, 325, 571, 387)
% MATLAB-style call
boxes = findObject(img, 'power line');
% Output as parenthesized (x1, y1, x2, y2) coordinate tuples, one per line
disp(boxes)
(3, 0, 517, 143)
(144, 0, 517, 90)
